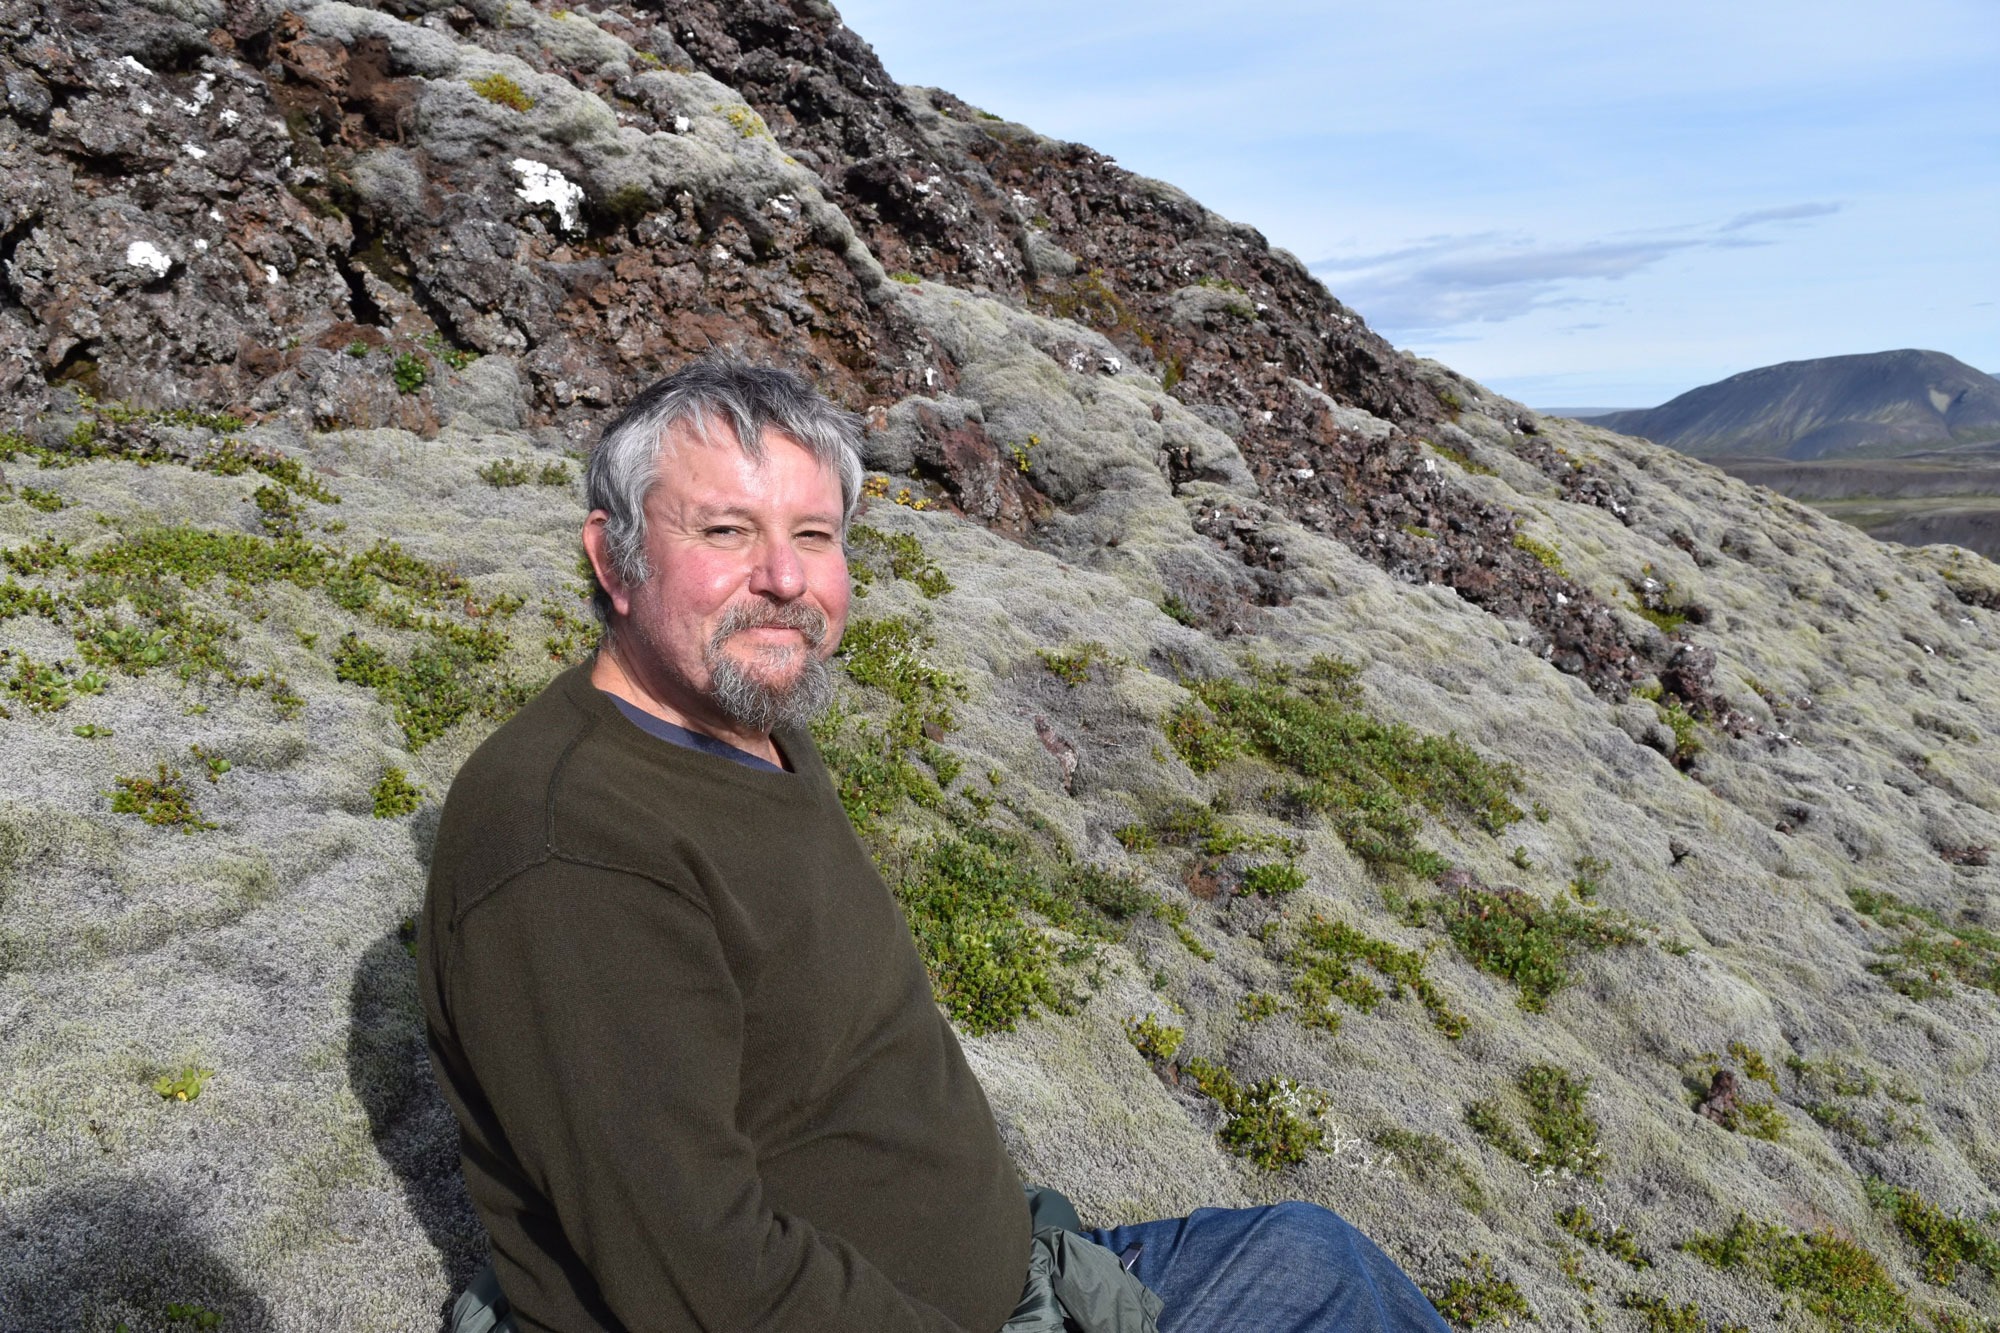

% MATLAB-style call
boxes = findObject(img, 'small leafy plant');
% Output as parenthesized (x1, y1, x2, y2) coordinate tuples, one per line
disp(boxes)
(189, 743, 231, 782)
(1182, 1057, 1330, 1170)
(1124, 1013, 1184, 1063)
(1557, 1203, 1650, 1269)
(391, 353, 428, 395)
(477, 458, 572, 488)
(153, 1066, 215, 1102)
(1237, 861, 1305, 897)
(111, 765, 216, 832)
(1466, 1063, 1604, 1179)
(1037, 642, 1117, 687)
(1431, 1254, 1531, 1328)
(372, 766, 423, 818)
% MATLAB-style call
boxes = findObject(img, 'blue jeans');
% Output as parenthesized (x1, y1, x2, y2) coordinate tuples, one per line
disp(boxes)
(1083, 1202, 1452, 1333)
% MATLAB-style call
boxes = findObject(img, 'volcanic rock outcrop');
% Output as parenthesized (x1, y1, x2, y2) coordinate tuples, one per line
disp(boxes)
(4, 2, 1999, 1331)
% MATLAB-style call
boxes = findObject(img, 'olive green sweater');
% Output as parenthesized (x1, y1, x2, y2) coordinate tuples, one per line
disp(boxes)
(420, 664, 1030, 1332)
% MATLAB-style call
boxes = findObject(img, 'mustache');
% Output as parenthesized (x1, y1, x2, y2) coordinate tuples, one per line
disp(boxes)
(707, 599, 829, 653)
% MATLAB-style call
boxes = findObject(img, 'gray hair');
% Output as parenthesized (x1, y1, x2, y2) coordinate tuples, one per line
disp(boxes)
(584, 354, 865, 625)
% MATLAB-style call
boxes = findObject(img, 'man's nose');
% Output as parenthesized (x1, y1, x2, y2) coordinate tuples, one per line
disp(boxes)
(748, 536, 807, 599)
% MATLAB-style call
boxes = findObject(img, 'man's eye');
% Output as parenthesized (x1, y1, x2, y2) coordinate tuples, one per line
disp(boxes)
(705, 526, 745, 538)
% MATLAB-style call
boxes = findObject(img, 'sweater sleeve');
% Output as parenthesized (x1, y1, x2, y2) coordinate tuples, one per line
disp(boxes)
(447, 859, 980, 1333)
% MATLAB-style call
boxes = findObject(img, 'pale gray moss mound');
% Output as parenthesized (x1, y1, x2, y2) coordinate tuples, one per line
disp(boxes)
(4, 3, 2000, 1332)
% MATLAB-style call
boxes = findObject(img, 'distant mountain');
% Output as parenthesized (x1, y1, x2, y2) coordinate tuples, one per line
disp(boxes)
(1586, 349, 2000, 459)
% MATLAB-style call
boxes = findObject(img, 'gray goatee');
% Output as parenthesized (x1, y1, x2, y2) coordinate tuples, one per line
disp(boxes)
(702, 599, 834, 733)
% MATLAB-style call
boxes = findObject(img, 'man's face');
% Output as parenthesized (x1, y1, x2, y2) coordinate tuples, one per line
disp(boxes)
(597, 423, 849, 734)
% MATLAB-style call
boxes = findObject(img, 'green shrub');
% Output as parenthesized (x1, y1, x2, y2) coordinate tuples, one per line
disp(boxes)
(1238, 861, 1306, 896)
(1, 648, 75, 713)
(20, 485, 64, 512)
(334, 628, 524, 751)
(845, 525, 952, 600)
(477, 458, 536, 488)
(1182, 1057, 1330, 1169)
(251, 482, 305, 536)
(110, 765, 216, 832)
(1164, 700, 1239, 774)
(1683, 1214, 1907, 1328)
(1161, 594, 1201, 627)
(1431, 1254, 1531, 1328)
(1113, 823, 1157, 852)
(1616, 1293, 1712, 1333)
(1847, 887, 2000, 999)
(1658, 698, 1702, 766)
(372, 766, 423, 818)
(1238, 991, 1284, 1022)
(1177, 655, 1522, 876)
(1467, 1063, 1603, 1178)
(1124, 1013, 1184, 1063)
(1518, 1063, 1602, 1176)
(1037, 642, 1116, 687)
(1425, 882, 1641, 1011)
(1557, 1204, 1649, 1268)
(1808, 1100, 1879, 1145)
(888, 825, 1131, 1035)
(420, 330, 478, 370)
(1287, 914, 1467, 1038)
(1138, 799, 1298, 860)
(189, 743, 231, 782)
(814, 615, 965, 832)
(1864, 1179, 2000, 1286)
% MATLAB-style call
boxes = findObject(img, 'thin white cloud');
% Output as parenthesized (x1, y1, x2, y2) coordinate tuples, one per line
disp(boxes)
(1315, 204, 1845, 335)
(1313, 236, 1696, 330)
(1718, 201, 1843, 231)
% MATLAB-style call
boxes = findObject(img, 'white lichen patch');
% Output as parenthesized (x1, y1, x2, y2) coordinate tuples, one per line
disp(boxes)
(124, 240, 172, 276)
(264, 264, 280, 285)
(183, 143, 207, 160)
(510, 157, 585, 233)
(175, 73, 215, 116)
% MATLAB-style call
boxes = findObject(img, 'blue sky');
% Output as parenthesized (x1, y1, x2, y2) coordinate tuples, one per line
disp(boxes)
(836, 0, 1999, 408)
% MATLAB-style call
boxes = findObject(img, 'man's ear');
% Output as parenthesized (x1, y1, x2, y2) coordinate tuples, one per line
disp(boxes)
(580, 512, 633, 619)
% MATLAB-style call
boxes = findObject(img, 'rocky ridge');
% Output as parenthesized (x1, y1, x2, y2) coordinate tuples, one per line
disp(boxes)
(3, 2, 2000, 1331)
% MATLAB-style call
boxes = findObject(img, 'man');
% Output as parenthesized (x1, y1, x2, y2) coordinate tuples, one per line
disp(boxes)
(420, 355, 1452, 1332)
